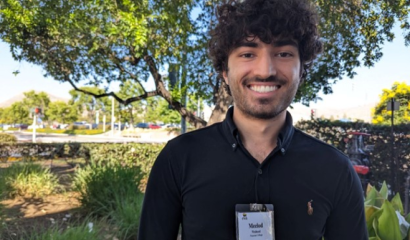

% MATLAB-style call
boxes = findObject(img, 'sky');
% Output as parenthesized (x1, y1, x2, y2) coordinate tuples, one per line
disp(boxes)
(0, 25, 409, 113)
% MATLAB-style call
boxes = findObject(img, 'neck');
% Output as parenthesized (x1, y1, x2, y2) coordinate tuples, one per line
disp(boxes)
(233, 107, 287, 163)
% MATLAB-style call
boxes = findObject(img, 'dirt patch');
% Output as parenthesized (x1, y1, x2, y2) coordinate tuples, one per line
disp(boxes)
(0, 161, 82, 239)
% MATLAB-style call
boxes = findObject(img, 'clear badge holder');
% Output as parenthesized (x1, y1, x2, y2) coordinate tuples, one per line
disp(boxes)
(235, 203, 275, 240)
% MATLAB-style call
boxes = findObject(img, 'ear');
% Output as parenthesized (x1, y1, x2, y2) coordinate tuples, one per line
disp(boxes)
(222, 71, 229, 84)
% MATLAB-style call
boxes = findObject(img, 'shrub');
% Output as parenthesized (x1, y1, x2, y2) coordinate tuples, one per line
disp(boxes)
(73, 163, 143, 216)
(0, 163, 61, 199)
(86, 143, 163, 191)
(0, 133, 17, 143)
(73, 163, 144, 239)
(0, 203, 4, 235)
(109, 192, 144, 239)
(365, 181, 410, 239)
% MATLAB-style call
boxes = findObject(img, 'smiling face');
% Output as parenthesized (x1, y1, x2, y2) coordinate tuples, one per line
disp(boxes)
(222, 37, 302, 120)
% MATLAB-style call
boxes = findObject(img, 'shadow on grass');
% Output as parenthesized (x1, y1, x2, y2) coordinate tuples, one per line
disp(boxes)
(0, 202, 82, 240)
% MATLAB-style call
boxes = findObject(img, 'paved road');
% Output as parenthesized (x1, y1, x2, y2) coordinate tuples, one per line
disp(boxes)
(9, 130, 175, 144)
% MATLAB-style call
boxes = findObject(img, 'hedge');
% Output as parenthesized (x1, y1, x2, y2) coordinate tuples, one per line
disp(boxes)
(0, 133, 17, 143)
(0, 142, 164, 191)
(295, 119, 410, 197)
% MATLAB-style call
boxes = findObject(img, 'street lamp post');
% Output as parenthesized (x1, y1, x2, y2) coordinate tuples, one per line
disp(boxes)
(387, 98, 400, 195)
(111, 97, 115, 137)
(32, 114, 37, 143)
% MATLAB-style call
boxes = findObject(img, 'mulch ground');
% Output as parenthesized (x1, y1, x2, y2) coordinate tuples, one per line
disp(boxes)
(0, 161, 82, 239)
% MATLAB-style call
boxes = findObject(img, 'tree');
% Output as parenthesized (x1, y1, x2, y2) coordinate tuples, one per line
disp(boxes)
(0, 108, 4, 123)
(117, 80, 146, 126)
(0, 0, 409, 128)
(21, 90, 51, 121)
(156, 98, 182, 124)
(1, 102, 29, 124)
(68, 87, 110, 123)
(46, 101, 78, 123)
(372, 82, 410, 125)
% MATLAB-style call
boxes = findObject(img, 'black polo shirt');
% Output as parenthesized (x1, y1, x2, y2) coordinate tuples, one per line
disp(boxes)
(138, 107, 367, 240)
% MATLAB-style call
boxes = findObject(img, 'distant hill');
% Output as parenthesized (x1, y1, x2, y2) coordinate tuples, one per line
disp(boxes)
(0, 92, 69, 108)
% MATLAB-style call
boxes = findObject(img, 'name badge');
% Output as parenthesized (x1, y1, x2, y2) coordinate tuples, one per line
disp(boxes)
(235, 204, 275, 240)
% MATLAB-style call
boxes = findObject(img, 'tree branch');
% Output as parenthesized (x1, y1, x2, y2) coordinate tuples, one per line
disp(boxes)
(65, 77, 158, 105)
(143, 55, 207, 128)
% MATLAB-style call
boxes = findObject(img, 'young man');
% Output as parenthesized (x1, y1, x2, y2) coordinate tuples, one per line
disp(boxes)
(138, 0, 368, 239)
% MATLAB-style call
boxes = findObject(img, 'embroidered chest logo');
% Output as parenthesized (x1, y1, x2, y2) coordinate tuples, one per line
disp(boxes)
(307, 200, 314, 215)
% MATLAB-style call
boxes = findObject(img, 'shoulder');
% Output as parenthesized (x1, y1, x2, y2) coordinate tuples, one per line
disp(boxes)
(166, 122, 226, 149)
(288, 128, 353, 175)
(292, 128, 348, 161)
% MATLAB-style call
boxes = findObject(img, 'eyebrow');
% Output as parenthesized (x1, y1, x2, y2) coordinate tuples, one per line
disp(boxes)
(273, 39, 298, 48)
(235, 39, 298, 49)
(235, 41, 259, 48)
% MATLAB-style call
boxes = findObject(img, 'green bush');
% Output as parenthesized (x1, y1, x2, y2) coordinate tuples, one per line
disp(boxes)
(85, 143, 164, 191)
(0, 143, 163, 186)
(0, 203, 4, 236)
(109, 191, 144, 239)
(0, 170, 4, 229)
(0, 163, 61, 199)
(73, 163, 143, 216)
(365, 181, 410, 239)
(73, 163, 144, 239)
(0, 133, 17, 143)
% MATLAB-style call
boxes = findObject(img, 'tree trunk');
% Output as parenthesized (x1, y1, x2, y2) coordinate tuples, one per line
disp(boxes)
(207, 81, 233, 126)
(144, 55, 207, 129)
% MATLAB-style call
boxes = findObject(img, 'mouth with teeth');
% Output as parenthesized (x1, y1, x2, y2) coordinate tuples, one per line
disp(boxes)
(248, 85, 280, 93)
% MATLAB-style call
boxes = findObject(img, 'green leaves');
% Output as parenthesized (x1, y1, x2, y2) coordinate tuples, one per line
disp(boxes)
(377, 201, 402, 240)
(366, 182, 410, 240)
(372, 82, 410, 125)
(1, 0, 410, 127)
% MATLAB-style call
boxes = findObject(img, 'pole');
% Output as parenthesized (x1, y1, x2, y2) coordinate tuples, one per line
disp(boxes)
(390, 98, 396, 196)
(32, 115, 37, 143)
(197, 97, 200, 117)
(103, 114, 106, 132)
(405, 173, 410, 215)
(111, 97, 115, 137)
(181, 61, 187, 134)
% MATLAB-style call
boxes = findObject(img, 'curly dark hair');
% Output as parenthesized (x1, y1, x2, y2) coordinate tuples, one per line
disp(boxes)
(208, 0, 323, 87)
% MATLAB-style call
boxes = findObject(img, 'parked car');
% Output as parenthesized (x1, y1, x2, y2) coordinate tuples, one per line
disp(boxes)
(73, 121, 87, 126)
(148, 124, 161, 129)
(166, 123, 181, 128)
(135, 123, 149, 129)
(14, 124, 29, 130)
(28, 124, 45, 129)
(114, 123, 127, 130)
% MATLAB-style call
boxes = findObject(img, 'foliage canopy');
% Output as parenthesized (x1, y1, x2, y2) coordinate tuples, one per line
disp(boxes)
(0, 0, 409, 127)
(372, 82, 410, 125)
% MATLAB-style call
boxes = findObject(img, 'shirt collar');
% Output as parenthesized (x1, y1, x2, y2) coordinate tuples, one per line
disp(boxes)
(222, 106, 295, 151)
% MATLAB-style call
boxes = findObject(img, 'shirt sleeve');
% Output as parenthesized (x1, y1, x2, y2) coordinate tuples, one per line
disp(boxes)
(324, 162, 368, 240)
(138, 143, 182, 240)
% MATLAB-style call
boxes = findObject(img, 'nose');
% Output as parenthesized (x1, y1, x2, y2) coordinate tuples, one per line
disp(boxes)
(254, 52, 276, 79)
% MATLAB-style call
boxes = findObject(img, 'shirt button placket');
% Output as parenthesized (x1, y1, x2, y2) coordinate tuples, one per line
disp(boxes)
(258, 168, 262, 175)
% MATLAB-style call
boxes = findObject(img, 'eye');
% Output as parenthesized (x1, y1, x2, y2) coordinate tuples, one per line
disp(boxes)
(240, 53, 254, 58)
(276, 52, 293, 58)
